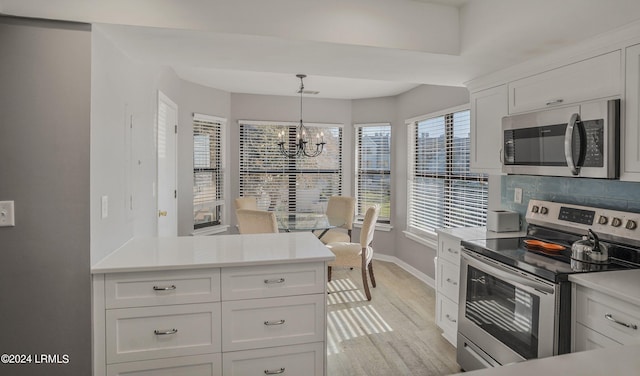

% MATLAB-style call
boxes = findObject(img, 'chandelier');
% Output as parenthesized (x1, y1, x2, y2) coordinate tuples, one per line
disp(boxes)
(277, 74, 325, 158)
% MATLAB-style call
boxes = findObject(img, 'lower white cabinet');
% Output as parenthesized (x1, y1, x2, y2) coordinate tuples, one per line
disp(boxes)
(94, 262, 328, 376)
(222, 342, 324, 376)
(106, 354, 222, 376)
(572, 284, 640, 352)
(435, 232, 463, 346)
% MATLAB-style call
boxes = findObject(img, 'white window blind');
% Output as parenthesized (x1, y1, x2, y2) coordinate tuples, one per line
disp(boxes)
(355, 123, 391, 223)
(193, 113, 225, 229)
(239, 121, 343, 212)
(407, 109, 487, 236)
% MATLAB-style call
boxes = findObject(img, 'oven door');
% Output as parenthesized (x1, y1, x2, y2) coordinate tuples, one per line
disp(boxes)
(457, 250, 557, 371)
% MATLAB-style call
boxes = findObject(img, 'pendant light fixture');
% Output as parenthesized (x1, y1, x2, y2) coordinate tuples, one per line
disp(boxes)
(277, 74, 325, 158)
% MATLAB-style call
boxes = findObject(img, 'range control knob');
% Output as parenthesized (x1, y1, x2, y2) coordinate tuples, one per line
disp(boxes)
(626, 220, 638, 230)
(540, 206, 549, 215)
(598, 215, 609, 225)
(532, 205, 540, 213)
(611, 217, 623, 227)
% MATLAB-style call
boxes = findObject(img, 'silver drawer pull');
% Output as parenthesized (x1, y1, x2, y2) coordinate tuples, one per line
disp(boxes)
(264, 368, 285, 375)
(546, 99, 564, 106)
(605, 313, 638, 330)
(264, 278, 285, 284)
(446, 278, 458, 286)
(154, 328, 178, 335)
(447, 248, 458, 255)
(153, 285, 176, 291)
(264, 319, 286, 326)
(445, 314, 457, 323)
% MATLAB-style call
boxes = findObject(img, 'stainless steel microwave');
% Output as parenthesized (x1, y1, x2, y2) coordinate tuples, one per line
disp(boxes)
(502, 99, 620, 178)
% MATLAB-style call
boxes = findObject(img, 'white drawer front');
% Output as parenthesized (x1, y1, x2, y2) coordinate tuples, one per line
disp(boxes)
(437, 260, 460, 303)
(222, 342, 323, 376)
(439, 236, 461, 266)
(106, 354, 221, 376)
(222, 294, 324, 351)
(106, 303, 221, 363)
(105, 269, 220, 309)
(221, 262, 324, 301)
(575, 286, 640, 345)
(436, 294, 458, 343)
(573, 323, 622, 353)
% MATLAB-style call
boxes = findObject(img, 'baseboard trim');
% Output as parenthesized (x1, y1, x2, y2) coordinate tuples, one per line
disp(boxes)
(373, 254, 435, 289)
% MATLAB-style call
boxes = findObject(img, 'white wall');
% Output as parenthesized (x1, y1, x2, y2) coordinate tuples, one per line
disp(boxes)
(91, 26, 181, 264)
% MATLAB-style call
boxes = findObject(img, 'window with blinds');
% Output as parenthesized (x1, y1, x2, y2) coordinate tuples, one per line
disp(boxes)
(355, 123, 391, 223)
(193, 114, 225, 229)
(239, 121, 342, 213)
(407, 109, 487, 236)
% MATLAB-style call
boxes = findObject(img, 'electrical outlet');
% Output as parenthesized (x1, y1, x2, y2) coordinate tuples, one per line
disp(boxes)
(0, 201, 15, 227)
(101, 195, 109, 219)
(514, 188, 523, 204)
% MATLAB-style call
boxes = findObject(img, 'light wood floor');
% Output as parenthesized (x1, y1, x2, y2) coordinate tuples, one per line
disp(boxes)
(326, 260, 461, 376)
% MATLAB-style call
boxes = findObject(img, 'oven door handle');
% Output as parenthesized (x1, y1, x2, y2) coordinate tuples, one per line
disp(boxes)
(462, 251, 554, 295)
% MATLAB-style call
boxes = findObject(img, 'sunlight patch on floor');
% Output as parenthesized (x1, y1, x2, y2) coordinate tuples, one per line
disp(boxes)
(327, 304, 394, 355)
(327, 278, 367, 304)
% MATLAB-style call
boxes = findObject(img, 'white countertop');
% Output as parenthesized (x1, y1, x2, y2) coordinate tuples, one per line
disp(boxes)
(436, 226, 527, 241)
(91, 232, 335, 274)
(453, 344, 640, 376)
(569, 269, 640, 306)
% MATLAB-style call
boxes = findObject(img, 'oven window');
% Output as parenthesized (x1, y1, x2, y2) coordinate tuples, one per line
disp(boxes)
(465, 266, 540, 359)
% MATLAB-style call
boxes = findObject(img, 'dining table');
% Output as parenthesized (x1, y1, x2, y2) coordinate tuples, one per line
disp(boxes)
(274, 212, 345, 239)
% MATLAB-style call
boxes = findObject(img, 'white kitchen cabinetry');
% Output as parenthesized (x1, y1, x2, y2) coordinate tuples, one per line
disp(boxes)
(623, 43, 640, 180)
(92, 233, 333, 376)
(508, 51, 621, 114)
(573, 285, 640, 351)
(436, 232, 464, 346)
(470, 84, 508, 173)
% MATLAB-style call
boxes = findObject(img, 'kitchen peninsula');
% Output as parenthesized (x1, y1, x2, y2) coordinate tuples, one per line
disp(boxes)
(91, 232, 334, 376)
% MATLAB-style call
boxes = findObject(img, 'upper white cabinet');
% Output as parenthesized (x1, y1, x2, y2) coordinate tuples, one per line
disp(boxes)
(623, 43, 640, 180)
(470, 84, 508, 173)
(508, 51, 622, 114)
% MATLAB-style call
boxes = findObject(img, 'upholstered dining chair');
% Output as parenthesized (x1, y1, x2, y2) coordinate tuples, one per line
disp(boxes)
(315, 196, 356, 244)
(236, 209, 279, 234)
(234, 196, 258, 210)
(326, 204, 380, 301)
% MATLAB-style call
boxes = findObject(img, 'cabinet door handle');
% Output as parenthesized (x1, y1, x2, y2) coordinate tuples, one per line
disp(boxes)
(154, 328, 178, 335)
(446, 278, 458, 286)
(445, 314, 457, 323)
(546, 99, 564, 106)
(605, 313, 638, 330)
(264, 319, 286, 326)
(264, 368, 285, 375)
(264, 278, 285, 284)
(447, 248, 459, 255)
(153, 285, 176, 291)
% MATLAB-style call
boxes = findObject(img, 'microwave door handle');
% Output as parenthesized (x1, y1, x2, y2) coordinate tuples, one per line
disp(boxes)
(564, 113, 581, 175)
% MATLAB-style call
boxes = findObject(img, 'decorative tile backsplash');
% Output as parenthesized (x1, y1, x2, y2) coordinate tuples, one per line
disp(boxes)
(500, 175, 640, 224)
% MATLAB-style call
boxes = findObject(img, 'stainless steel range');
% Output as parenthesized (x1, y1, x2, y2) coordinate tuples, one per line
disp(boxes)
(457, 199, 640, 371)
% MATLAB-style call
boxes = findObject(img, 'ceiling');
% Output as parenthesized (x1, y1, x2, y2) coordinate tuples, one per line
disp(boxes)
(2, 0, 640, 99)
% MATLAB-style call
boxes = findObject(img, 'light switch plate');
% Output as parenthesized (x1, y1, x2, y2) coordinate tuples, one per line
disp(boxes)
(514, 188, 523, 204)
(0, 200, 15, 227)
(101, 195, 108, 219)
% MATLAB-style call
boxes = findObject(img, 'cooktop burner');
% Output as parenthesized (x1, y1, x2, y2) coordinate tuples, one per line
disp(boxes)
(461, 237, 638, 282)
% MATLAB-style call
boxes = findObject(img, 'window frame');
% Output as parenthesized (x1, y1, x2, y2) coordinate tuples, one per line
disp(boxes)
(405, 104, 488, 239)
(238, 120, 344, 213)
(192, 113, 227, 234)
(354, 122, 392, 224)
